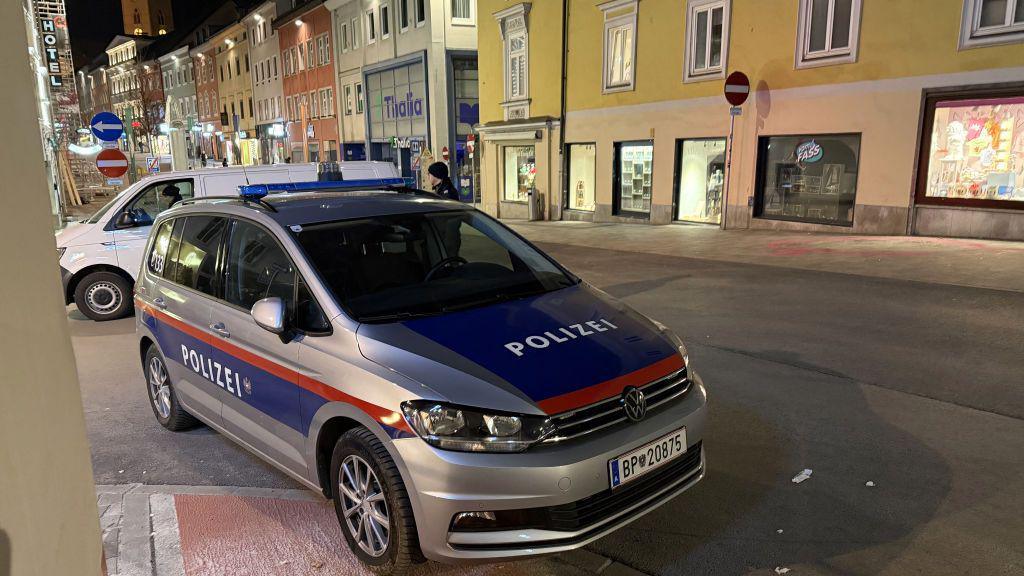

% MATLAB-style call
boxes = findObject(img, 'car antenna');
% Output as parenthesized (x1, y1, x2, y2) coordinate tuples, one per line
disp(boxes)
(240, 158, 251, 185)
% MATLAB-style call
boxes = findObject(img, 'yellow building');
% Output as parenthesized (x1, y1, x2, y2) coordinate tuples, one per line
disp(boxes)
(211, 22, 259, 165)
(477, 0, 1024, 240)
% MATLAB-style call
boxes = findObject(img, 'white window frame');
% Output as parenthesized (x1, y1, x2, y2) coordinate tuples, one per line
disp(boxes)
(600, 0, 638, 93)
(399, 0, 410, 32)
(310, 90, 319, 118)
(317, 33, 331, 65)
(415, 0, 427, 27)
(496, 3, 531, 120)
(960, 0, 1024, 48)
(451, 0, 475, 26)
(381, 1, 392, 39)
(352, 17, 361, 48)
(345, 84, 353, 115)
(356, 82, 364, 113)
(795, 0, 862, 69)
(367, 9, 377, 44)
(341, 21, 350, 52)
(684, 0, 730, 83)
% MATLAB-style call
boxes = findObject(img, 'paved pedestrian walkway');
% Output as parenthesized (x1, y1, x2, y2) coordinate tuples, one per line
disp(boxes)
(507, 221, 1024, 292)
(96, 484, 644, 576)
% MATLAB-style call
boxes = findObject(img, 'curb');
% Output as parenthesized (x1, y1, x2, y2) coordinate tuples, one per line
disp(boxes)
(96, 484, 649, 576)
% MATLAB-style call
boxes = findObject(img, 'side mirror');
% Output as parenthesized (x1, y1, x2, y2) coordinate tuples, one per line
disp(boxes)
(251, 297, 286, 334)
(114, 211, 136, 229)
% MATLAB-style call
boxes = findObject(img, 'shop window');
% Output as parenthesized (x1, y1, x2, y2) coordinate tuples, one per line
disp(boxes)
(685, 0, 730, 82)
(675, 138, 726, 224)
(795, 0, 862, 68)
(755, 134, 860, 226)
(452, 0, 474, 25)
(356, 83, 364, 113)
(324, 140, 338, 162)
(503, 145, 536, 202)
(613, 141, 653, 216)
(920, 95, 1024, 207)
(566, 144, 597, 212)
(345, 84, 353, 115)
(308, 142, 320, 163)
(600, 0, 638, 93)
(961, 0, 1024, 48)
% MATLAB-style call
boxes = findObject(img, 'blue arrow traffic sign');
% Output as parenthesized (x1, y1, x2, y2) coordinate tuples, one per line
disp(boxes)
(90, 111, 124, 142)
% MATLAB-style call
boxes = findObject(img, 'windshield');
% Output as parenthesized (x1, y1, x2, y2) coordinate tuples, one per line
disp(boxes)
(293, 210, 577, 322)
(85, 188, 133, 224)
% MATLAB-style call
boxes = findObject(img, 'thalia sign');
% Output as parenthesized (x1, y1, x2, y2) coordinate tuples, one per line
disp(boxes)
(384, 92, 424, 120)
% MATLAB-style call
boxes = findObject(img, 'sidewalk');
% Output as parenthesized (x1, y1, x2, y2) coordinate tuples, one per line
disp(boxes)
(507, 221, 1024, 292)
(97, 484, 644, 576)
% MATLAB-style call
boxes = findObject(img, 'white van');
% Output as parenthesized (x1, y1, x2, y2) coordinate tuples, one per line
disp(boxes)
(56, 162, 400, 320)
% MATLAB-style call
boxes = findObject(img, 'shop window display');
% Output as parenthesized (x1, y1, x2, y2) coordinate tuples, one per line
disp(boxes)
(675, 138, 725, 224)
(567, 144, 596, 211)
(614, 141, 653, 215)
(925, 97, 1024, 203)
(503, 145, 536, 202)
(755, 134, 860, 226)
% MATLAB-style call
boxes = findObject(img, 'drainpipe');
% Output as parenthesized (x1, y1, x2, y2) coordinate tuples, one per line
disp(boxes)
(555, 0, 569, 222)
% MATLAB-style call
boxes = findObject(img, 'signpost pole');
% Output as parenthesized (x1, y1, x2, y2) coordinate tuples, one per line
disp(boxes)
(723, 109, 737, 231)
(721, 71, 751, 231)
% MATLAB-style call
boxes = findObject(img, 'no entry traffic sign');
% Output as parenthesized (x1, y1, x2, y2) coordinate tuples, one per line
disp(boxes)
(91, 111, 124, 142)
(724, 71, 750, 106)
(96, 148, 129, 178)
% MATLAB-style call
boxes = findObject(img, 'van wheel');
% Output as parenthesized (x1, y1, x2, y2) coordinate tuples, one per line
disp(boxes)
(75, 271, 133, 321)
(331, 428, 423, 575)
(144, 344, 198, 431)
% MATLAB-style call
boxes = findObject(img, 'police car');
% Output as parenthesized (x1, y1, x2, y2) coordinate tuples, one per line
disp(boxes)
(135, 179, 707, 574)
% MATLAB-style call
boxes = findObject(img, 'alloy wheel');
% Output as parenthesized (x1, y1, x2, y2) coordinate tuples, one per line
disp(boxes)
(147, 356, 171, 419)
(339, 454, 390, 557)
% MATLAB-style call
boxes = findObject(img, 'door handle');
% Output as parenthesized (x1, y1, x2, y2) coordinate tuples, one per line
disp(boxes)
(152, 297, 167, 309)
(209, 322, 231, 338)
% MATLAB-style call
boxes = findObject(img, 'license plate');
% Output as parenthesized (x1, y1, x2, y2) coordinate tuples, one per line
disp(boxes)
(608, 427, 687, 489)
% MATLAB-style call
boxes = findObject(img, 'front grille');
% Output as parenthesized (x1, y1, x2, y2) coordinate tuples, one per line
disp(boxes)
(449, 441, 704, 548)
(543, 366, 690, 443)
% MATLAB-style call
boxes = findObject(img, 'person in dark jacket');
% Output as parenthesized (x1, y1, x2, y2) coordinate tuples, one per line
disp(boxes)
(427, 161, 460, 201)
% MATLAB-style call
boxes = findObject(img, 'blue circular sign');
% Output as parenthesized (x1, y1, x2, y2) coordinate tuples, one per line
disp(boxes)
(90, 111, 124, 142)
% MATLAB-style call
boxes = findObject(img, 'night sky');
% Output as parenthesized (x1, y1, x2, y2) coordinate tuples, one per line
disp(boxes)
(66, 0, 215, 68)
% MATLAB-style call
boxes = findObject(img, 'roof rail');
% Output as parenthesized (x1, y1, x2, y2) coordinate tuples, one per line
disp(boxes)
(238, 178, 412, 199)
(176, 195, 278, 212)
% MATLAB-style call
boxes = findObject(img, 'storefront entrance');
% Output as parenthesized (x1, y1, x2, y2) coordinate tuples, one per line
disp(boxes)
(674, 138, 726, 224)
(366, 58, 428, 181)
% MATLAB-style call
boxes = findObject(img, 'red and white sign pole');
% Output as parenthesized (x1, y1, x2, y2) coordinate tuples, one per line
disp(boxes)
(722, 71, 750, 230)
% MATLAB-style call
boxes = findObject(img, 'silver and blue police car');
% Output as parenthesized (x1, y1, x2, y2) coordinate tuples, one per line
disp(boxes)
(134, 179, 707, 574)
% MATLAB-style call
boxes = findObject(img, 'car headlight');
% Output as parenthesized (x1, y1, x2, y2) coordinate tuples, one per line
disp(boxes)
(401, 401, 555, 453)
(652, 320, 689, 368)
(57, 246, 66, 259)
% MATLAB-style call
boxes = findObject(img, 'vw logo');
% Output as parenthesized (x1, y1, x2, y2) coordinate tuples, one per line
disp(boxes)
(622, 387, 647, 422)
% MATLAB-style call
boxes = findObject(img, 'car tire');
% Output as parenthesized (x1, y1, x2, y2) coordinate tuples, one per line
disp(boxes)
(74, 271, 134, 321)
(331, 428, 423, 575)
(143, 344, 199, 431)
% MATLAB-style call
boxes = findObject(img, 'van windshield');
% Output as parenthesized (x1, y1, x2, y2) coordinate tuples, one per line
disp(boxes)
(293, 211, 578, 322)
(85, 188, 133, 224)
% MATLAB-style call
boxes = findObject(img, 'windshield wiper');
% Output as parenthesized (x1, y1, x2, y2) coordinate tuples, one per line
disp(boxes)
(358, 310, 445, 322)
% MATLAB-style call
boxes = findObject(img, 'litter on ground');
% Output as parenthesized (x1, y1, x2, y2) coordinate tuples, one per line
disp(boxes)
(792, 469, 813, 483)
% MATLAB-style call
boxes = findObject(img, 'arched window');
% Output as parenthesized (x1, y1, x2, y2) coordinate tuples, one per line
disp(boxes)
(133, 9, 141, 24)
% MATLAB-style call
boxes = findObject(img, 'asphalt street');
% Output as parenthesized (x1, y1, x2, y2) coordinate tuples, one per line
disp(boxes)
(71, 242, 1024, 575)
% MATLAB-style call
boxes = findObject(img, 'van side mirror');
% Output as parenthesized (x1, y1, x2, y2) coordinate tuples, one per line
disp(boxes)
(114, 211, 137, 229)
(251, 297, 286, 334)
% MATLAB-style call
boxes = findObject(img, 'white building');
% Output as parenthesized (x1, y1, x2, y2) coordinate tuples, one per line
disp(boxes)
(244, 1, 286, 164)
(325, 0, 478, 191)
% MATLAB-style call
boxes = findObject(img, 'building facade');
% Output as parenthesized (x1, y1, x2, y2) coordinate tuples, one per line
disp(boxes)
(246, 1, 286, 164)
(157, 46, 198, 170)
(105, 36, 148, 152)
(478, 0, 1024, 241)
(121, 0, 174, 37)
(326, 0, 479, 188)
(192, 41, 223, 161)
(212, 21, 258, 165)
(276, 0, 339, 163)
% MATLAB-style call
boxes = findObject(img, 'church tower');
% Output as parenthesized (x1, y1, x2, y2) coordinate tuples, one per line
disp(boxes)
(121, 0, 174, 36)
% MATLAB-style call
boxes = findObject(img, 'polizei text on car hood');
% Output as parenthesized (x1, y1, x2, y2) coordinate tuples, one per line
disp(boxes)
(355, 284, 682, 416)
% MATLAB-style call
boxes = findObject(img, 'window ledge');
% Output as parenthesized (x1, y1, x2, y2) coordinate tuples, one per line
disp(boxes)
(602, 83, 634, 94)
(683, 69, 725, 84)
(795, 51, 857, 70)
(960, 30, 1024, 50)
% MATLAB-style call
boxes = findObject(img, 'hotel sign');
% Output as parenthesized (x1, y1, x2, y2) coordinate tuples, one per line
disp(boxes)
(40, 19, 62, 87)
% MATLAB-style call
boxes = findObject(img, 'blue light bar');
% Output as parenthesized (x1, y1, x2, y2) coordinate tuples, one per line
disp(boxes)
(238, 178, 407, 199)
